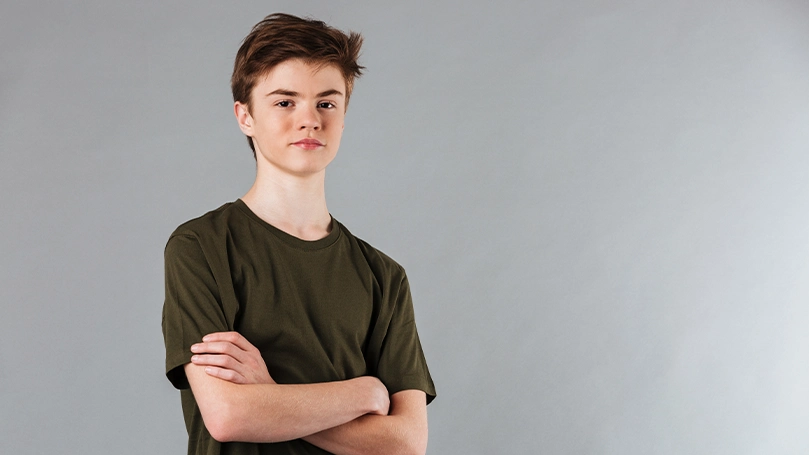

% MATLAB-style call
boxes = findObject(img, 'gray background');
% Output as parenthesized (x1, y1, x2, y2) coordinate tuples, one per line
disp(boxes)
(2, 1, 808, 454)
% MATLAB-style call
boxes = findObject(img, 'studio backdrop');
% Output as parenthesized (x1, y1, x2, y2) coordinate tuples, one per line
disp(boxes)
(1, 1, 808, 454)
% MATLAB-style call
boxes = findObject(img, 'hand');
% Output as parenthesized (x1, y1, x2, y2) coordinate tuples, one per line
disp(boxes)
(361, 376, 390, 416)
(190, 331, 275, 385)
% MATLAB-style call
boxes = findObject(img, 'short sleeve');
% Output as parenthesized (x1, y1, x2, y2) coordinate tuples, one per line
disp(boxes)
(376, 274, 436, 404)
(162, 234, 229, 389)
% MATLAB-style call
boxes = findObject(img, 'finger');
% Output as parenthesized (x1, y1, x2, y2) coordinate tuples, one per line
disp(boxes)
(201, 332, 257, 352)
(203, 365, 246, 384)
(191, 353, 243, 371)
(191, 341, 249, 363)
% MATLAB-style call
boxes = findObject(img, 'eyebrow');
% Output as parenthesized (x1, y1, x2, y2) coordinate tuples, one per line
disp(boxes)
(265, 89, 344, 98)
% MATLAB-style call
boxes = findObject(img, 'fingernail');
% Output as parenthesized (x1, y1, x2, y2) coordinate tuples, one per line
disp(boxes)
(202, 335, 211, 342)
(191, 355, 198, 362)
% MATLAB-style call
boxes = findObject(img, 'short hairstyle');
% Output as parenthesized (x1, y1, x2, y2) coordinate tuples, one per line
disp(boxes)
(231, 13, 365, 154)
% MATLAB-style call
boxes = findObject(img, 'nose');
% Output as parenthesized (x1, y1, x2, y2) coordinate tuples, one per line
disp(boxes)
(297, 105, 321, 131)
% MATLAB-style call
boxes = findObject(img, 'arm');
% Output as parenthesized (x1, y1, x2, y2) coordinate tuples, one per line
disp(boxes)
(164, 236, 391, 444)
(303, 389, 428, 455)
(185, 332, 389, 443)
(185, 364, 389, 443)
(191, 332, 428, 453)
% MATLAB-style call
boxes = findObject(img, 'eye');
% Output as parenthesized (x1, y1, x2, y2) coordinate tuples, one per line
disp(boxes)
(276, 100, 292, 108)
(318, 102, 336, 109)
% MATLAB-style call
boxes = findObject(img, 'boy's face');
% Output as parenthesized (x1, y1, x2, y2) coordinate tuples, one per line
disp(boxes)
(235, 59, 347, 178)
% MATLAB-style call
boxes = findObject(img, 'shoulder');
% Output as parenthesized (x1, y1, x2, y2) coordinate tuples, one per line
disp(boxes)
(168, 202, 239, 241)
(337, 221, 408, 282)
(164, 201, 251, 266)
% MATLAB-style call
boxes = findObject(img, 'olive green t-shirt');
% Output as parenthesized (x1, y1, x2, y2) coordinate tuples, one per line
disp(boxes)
(162, 200, 436, 455)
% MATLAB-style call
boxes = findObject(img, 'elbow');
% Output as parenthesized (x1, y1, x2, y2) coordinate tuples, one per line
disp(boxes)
(207, 423, 235, 443)
(203, 401, 240, 443)
(201, 395, 264, 443)
(202, 397, 289, 444)
(207, 421, 238, 443)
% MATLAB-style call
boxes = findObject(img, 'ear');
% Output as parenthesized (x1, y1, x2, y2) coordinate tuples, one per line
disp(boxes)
(234, 102, 254, 136)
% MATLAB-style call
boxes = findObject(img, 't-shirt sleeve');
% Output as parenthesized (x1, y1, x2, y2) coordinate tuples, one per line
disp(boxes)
(376, 273, 437, 404)
(162, 234, 230, 390)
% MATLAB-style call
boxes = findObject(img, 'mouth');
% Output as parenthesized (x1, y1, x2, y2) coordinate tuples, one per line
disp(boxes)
(292, 138, 325, 150)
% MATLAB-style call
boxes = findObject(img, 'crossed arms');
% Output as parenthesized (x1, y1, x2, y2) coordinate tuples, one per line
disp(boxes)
(184, 332, 428, 455)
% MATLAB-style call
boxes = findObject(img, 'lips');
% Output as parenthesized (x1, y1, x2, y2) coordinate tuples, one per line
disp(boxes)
(292, 138, 324, 150)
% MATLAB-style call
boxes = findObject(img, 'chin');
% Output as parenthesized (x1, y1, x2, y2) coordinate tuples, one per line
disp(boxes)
(259, 155, 334, 177)
(294, 156, 336, 174)
(287, 161, 332, 177)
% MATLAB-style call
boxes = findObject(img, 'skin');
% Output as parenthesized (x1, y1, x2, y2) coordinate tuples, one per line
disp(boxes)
(184, 60, 429, 454)
(235, 59, 345, 240)
(191, 333, 428, 455)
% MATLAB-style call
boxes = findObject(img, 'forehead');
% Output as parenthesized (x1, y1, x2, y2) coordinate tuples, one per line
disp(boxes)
(255, 59, 346, 93)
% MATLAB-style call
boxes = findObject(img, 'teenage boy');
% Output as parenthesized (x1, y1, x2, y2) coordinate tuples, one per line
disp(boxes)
(162, 13, 436, 455)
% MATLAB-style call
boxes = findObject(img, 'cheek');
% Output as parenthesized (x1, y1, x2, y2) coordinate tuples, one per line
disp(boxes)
(331, 116, 345, 133)
(255, 108, 288, 126)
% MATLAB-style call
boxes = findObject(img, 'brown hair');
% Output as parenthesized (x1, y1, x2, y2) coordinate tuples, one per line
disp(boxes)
(231, 13, 364, 153)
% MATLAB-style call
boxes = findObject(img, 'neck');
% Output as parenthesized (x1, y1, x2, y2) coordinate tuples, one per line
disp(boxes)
(241, 164, 331, 241)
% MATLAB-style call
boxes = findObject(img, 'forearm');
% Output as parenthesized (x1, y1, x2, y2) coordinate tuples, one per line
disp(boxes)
(303, 390, 428, 455)
(209, 382, 373, 442)
(185, 363, 387, 443)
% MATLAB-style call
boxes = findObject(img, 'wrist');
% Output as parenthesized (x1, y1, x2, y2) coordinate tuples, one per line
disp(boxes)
(353, 376, 389, 415)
